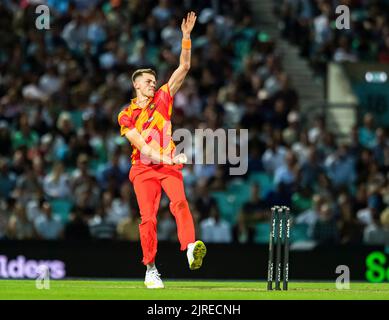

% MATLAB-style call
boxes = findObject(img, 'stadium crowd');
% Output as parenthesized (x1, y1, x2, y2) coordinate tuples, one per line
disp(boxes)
(275, 0, 389, 76)
(0, 0, 388, 246)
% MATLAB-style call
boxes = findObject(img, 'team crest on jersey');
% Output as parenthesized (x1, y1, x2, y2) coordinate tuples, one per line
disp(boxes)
(149, 103, 155, 110)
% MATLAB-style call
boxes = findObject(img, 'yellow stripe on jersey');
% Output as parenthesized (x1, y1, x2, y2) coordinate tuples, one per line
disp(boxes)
(147, 111, 165, 131)
(135, 110, 150, 132)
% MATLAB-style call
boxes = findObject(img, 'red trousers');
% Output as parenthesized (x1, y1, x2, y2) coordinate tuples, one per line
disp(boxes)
(129, 163, 195, 265)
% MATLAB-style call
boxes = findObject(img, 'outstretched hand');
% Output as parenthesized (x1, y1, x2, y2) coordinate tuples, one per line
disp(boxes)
(181, 11, 197, 36)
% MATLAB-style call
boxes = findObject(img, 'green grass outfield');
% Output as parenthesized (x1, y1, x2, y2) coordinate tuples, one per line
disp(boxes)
(0, 280, 389, 300)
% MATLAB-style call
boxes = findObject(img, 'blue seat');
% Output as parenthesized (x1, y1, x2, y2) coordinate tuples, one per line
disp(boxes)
(49, 199, 73, 223)
(210, 191, 238, 224)
(291, 223, 310, 242)
(227, 180, 251, 209)
(248, 172, 274, 197)
(254, 222, 271, 244)
(69, 110, 83, 130)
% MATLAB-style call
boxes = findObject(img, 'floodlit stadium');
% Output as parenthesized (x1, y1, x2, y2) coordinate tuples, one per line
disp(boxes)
(0, 0, 389, 301)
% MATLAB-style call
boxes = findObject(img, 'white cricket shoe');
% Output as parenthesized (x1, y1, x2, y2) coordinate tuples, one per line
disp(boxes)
(187, 240, 207, 270)
(144, 269, 164, 289)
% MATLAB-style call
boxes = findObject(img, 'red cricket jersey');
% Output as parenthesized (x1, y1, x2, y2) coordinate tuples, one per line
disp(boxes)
(118, 83, 176, 165)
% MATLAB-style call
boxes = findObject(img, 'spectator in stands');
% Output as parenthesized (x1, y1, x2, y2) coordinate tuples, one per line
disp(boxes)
(12, 113, 39, 151)
(324, 144, 356, 190)
(70, 153, 93, 190)
(357, 184, 385, 227)
(364, 207, 389, 245)
(152, 0, 173, 27)
(298, 146, 324, 188)
(53, 112, 76, 163)
(262, 139, 287, 176)
(312, 1, 332, 50)
(7, 202, 36, 240)
(295, 193, 323, 238)
(117, 209, 141, 241)
(354, 183, 368, 212)
(247, 139, 264, 174)
(193, 181, 217, 221)
(291, 186, 313, 216)
(308, 115, 326, 145)
(278, 0, 389, 73)
(238, 95, 260, 132)
(314, 171, 333, 200)
(0, 198, 14, 240)
(34, 200, 63, 240)
(282, 111, 300, 147)
(349, 125, 362, 157)
(269, 97, 289, 129)
(89, 206, 116, 239)
(192, 149, 217, 183)
(43, 161, 71, 199)
(273, 150, 299, 192)
(200, 204, 232, 243)
(292, 130, 311, 165)
(265, 181, 292, 209)
(100, 190, 125, 226)
(372, 128, 388, 167)
(355, 148, 374, 184)
(68, 131, 96, 168)
(333, 35, 358, 62)
(64, 208, 91, 240)
(273, 73, 298, 111)
(312, 202, 339, 244)
(336, 193, 364, 244)
(0, 120, 12, 157)
(359, 113, 376, 149)
(318, 131, 337, 159)
(108, 183, 133, 223)
(72, 177, 100, 216)
(235, 184, 268, 243)
(15, 164, 43, 203)
(72, 189, 95, 219)
(207, 165, 228, 192)
(35, 133, 55, 166)
(0, 157, 16, 199)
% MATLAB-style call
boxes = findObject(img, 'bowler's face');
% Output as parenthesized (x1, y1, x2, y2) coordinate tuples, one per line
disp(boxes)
(134, 74, 156, 98)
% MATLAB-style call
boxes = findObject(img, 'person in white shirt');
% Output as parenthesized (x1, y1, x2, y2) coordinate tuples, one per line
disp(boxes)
(34, 200, 63, 240)
(295, 194, 324, 238)
(43, 161, 71, 199)
(274, 151, 299, 188)
(262, 140, 287, 175)
(200, 205, 232, 243)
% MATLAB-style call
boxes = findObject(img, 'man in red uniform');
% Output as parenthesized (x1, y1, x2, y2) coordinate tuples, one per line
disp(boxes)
(118, 12, 206, 289)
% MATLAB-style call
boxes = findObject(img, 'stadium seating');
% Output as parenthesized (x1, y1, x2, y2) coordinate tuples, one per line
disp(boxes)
(248, 172, 275, 197)
(49, 199, 73, 223)
(254, 222, 271, 244)
(254, 222, 310, 244)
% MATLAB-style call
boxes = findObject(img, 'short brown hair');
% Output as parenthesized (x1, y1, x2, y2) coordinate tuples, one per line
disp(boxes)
(131, 68, 157, 83)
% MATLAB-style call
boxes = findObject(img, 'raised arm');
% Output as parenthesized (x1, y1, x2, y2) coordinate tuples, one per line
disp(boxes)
(168, 11, 196, 96)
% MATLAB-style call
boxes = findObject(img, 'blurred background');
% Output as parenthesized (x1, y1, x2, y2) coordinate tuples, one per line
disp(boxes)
(0, 0, 388, 280)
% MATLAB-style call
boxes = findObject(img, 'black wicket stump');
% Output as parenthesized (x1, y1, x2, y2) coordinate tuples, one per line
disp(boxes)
(282, 206, 290, 290)
(274, 207, 282, 290)
(267, 205, 290, 291)
(267, 206, 277, 290)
